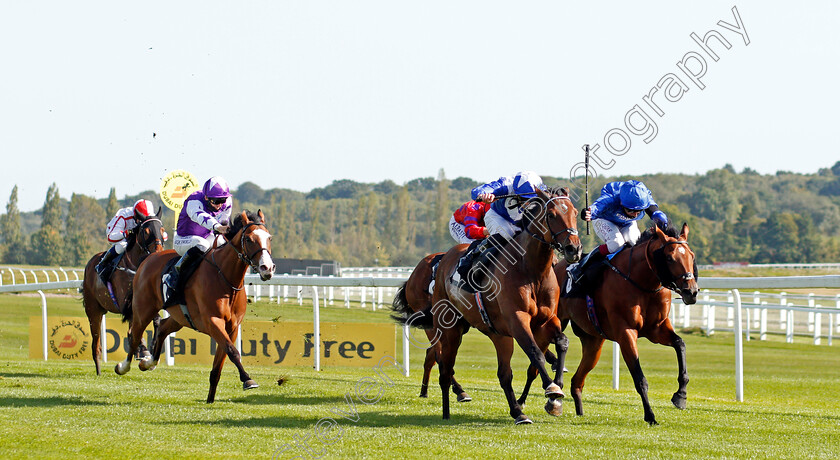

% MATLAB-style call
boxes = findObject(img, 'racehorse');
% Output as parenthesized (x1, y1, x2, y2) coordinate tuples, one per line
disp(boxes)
(81, 212, 166, 375)
(519, 223, 698, 425)
(115, 210, 275, 403)
(392, 252, 472, 402)
(400, 187, 581, 424)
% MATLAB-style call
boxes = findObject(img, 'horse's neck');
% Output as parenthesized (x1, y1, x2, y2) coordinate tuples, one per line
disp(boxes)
(212, 242, 249, 285)
(616, 241, 659, 285)
(123, 243, 142, 269)
(516, 231, 554, 279)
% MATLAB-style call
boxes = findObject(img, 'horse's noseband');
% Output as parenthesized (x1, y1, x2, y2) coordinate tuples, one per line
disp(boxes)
(235, 222, 271, 270)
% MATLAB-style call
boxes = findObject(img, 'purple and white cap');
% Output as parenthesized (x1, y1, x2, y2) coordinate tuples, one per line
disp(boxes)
(203, 176, 231, 199)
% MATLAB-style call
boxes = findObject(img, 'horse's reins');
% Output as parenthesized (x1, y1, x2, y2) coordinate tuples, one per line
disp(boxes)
(605, 236, 693, 294)
(523, 196, 579, 254)
(209, 221, 270, 292)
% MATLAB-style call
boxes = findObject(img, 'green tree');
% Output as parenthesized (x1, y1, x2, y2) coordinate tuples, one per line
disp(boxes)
(106, 188, 119, 217)
(433, 169, 450, 251)
(0, 185, 26, 263)
(29, 184, 65, 265)
(64, 193, 107, 266)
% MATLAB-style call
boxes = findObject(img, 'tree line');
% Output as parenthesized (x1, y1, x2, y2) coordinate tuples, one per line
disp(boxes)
(2, 163, 840, 268)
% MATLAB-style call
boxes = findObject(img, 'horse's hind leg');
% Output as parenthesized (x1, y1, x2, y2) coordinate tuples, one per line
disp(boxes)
(139, 316, 182, 371)
(115, 308, 157, 375)
(569, 322, 605, 417)
(86, 310, 104, 376)
(420, 345, 435, 398)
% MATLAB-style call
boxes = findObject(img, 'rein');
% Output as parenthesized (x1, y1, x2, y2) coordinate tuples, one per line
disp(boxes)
(605, 236, 693, 294)
(208, 221, 269, 292)
(524, 196, 579, 254)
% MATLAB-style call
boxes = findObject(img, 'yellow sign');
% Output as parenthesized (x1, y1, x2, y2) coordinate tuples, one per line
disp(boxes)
(159, 170, 200, 212)
(31, 318, 396, 367)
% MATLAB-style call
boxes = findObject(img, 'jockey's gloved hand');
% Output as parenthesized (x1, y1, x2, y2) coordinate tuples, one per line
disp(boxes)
(652, 211, 668, 230)
(583, 207, 592, 221)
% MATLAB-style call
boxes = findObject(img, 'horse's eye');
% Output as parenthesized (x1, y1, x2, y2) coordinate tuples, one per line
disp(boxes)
(667, 255, 676, 263)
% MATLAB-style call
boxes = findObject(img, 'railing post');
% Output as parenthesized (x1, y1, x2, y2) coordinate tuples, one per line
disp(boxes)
(313, 286, 321, 372)
(733, 289, 744, 402)
(703, 290, 713, 336)
(101, 314, 107, 363)
(779, 292, 787, 330)
(612, 342, 620, 390)
(727, 293, 734, 327)
(786, 304, 795, 344)
(752, 291, 761, 329)
(807, 293, 815, 332)
(39, 290, 48, 360)
(402, 324, 410, 377)
(814, 304, 822, 345)
(759, 301, 767, 341)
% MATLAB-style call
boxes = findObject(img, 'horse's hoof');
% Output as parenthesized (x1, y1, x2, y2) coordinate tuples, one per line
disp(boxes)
(114, 361, 129, 375)
(418, 393, 428, 398)
(671, 393, 687, 410)
(243, 380, 259, 390)
(456, 393, 472, 403)
(514, 415, 533, 425)
(647, 419, 659, 426)
(544, 383, 564, 399)
(138, 359, 157, 372)
(545, 398, 563, 417)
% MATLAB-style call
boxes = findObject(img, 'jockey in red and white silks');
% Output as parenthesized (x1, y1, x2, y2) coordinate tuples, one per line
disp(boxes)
(449, 200, 490, 244)
(105, 200, 155, 255)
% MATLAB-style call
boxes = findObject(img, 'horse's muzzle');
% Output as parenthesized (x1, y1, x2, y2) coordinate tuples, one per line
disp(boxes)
(680, 285, 699, 305)
(563, 244, 582, 264)
(259, 264, 275, 281)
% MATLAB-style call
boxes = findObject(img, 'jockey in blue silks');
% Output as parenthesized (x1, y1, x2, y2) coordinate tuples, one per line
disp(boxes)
(568, 180, 670, 285)
(470, 171, 546, 238)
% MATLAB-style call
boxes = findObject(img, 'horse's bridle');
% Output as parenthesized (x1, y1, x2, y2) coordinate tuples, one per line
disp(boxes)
(136, 218, 164, 255)
(524, 196, 579, 254)
(647, 239, 696, 292)
(225, 222, 271, 272)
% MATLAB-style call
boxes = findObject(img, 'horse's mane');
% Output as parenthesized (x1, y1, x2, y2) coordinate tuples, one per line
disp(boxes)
(225, 210, 263, 238)
(637, 224, 679, 243)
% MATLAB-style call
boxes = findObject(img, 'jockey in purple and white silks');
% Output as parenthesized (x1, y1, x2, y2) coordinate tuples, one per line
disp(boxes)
(568, 180, 670, 286)
(164, 176, 233, 291)
(470, 171, 546, 238)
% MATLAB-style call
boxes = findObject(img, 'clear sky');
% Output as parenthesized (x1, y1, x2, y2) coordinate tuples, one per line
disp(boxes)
(1, 1, 838, 212)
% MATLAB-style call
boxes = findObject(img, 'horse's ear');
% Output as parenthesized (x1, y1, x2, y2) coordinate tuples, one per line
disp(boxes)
(156, 206, 162, 218)
(655, 224, 667, 240)
(559, 187, 569, 197)
(680, 222, 689, 240)
(239, 210, 249, 224)
(535, 187, 550, 201)
(257, 209, 264, 223)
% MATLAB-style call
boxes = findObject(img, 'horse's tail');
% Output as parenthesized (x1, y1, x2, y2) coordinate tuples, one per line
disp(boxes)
(390, 283, 434, 329)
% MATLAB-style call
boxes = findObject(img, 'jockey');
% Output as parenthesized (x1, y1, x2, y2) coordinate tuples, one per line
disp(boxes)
(95, 199, 161, 283)
(449, 200, 490, 244)
(163, 176, 233, 292)
(568, 180, 669, 285)
(470, 171, 546, 238)
(451, 171, 545, 289)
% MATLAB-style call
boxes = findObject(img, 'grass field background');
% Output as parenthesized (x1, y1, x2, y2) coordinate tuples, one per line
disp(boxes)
(1, 267, 839, 459)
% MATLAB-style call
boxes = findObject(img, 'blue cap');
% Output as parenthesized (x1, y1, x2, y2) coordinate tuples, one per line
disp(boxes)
(512, 171, 543, 198)
(618, 180, 652, 210)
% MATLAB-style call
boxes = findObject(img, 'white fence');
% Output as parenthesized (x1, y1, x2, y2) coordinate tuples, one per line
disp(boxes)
(2, 274, 839, 402)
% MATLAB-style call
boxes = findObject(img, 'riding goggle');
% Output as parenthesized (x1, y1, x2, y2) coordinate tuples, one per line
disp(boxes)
(208, 197, 227, 205)
(623, 207, 642, 217)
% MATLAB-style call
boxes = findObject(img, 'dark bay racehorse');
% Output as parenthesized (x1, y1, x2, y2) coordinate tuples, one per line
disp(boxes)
(81, 212, 165, 375)
(392, 252, 471, 402)
(520, 223, 698, 425)
(115, 210, 275, 403)
(399, 187, 581, 424)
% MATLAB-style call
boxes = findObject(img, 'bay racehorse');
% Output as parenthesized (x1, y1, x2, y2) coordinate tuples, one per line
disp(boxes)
(399, 187, 581, 424)
(391, 252, 471, 402)
(81, 211, 165, 375)
(115, 210, 275, 403)
(520, 223, 698, 425)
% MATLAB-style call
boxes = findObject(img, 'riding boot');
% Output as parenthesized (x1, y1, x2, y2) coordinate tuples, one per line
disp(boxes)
(95, 246, 119, 284)
(568, 246, 607, 285)
(452, 239, 484, 288)
(165, 246, 204, 291)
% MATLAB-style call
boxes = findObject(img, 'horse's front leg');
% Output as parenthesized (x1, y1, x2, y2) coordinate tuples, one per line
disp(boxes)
(509, 312, 562, 400)
(223, 317, 258, 391)
(647, 323, 689, 410)
(616, 328, 657, 425)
